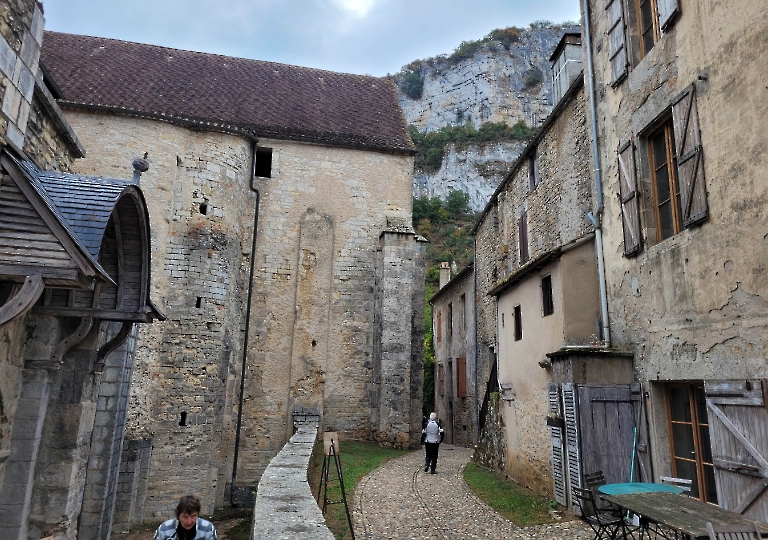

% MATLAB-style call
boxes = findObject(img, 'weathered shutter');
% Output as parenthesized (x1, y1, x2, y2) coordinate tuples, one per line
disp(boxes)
(457, 357, 467, 398)
(672, 84, 709, 227)
(605, 0, 628, 86)
(705, 380, 768, 521)
(562, 383, 583, 515)
(518, 213, 529, 264)
(657, 0, 680, 32)
(630, 383, 653, 481)
(548, 383, 567, 507)
(617, 140, 642, 256)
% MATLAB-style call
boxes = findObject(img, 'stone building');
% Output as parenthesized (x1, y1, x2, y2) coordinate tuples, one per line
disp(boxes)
(429, 262, 476, 447)
(577, 0, 768, 519)
(0, 2, 164, 539)
(40, 30, 425, 523)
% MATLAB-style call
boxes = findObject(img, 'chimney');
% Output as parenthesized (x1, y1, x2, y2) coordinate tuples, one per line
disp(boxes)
(439, 261, 451, 289)
(132, 153, 149, 184)
(550, 32, 583, 105)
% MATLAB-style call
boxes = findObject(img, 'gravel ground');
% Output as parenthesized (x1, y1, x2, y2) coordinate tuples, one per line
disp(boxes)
(353, 445, 593, 540)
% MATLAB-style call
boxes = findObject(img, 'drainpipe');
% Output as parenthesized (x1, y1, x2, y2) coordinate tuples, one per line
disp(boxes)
(230, 141, 261, 506)
(582, 0, 611, 348)
(472, 239, 479, 445)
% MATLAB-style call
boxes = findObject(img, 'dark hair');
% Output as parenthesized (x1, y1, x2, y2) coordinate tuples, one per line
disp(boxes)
(175, 495, 201, 518)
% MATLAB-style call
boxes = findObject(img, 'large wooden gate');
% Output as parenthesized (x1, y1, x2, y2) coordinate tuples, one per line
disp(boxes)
(705, 380, 768, 521)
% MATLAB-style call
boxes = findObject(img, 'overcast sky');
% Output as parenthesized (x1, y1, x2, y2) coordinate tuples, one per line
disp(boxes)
(42, 0, 581, 76)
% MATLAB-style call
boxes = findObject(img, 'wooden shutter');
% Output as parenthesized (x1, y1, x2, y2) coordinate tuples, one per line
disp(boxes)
(617, 140, 642, 256)
(549, 383, 567, 507)
(518, 213, 529, 264)
(436, 310, 442, 342)
(605, 0, 628, 86)
(630, 382, 653, 481)
(672, 84, 709, 228)
(562, 383, 583, 515)
(457, 357, 467, 398)
(705, 380, 768, 521)
(657, 0, 680, 32)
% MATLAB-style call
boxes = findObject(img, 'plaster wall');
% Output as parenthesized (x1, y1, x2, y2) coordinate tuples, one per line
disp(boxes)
(586, 0, 768, 479)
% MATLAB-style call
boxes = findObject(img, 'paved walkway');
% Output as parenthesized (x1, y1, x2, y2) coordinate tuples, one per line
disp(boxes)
(353, 445, 593, 540)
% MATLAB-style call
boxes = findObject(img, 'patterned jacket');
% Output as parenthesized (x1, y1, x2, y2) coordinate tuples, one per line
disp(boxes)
(153, 518, 217, 540)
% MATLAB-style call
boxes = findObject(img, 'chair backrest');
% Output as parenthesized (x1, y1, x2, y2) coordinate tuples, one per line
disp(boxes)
(572, 486, 597, 514)
(706, 521, 761, 540)
(660, 476, 693, 492)
(584, 471, 607, 488)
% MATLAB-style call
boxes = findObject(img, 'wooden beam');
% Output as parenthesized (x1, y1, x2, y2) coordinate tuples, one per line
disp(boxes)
(733, 479, 768, 514)
(707, 400, 768, 470)
(50, 316, 93, 364)
(31, 305, 154, 322)
(0, 274, 44, 327)
(94, 321, 134, 373)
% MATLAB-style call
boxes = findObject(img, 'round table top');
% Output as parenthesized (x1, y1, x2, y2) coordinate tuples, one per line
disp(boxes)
(598, 482, 684, 495)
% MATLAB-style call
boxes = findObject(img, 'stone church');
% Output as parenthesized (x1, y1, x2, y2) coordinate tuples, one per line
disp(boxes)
(0, 1, 425, 536)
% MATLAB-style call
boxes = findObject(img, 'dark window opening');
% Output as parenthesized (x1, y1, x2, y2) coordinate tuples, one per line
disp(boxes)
(196, 297, 202, 308)
(200, 203, 208, 215)
(649, 121, 681, 241)
(513, 305, 522, 341)
(438, 364, 445, 397)
(311, 340, 317, 347)
(542, 275, 554, 316)
(528, 151, 540, 191)
(179, 411, 188, 426)
(448, 302, 453, 337)
(255, 147, 273, 178)
(637, 0, 661, 58)
(501, 312, 505, 328)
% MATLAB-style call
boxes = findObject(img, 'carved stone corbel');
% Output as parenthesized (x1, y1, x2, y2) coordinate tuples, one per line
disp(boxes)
(93, 321, 135, 374)
(0, 274, 44, 327)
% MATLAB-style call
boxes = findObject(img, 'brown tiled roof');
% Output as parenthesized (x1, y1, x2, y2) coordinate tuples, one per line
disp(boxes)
(40, 32, 415, 153)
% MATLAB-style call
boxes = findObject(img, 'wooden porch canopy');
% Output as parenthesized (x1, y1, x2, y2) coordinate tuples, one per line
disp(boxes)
(0, 150, 164, 326)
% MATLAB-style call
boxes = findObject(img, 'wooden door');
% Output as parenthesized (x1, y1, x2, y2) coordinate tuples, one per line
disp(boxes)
(705, 380, 768, 521)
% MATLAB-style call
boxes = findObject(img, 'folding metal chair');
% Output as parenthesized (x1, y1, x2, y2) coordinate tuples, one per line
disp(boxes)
(583, 470, 620, 515)
(573, 485, 624, 540)
(706, 521, 762, 540)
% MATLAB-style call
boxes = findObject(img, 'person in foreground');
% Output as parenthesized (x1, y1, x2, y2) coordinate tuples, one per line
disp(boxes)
(423, 412, 444, 474)
(154, 495, 217, 540)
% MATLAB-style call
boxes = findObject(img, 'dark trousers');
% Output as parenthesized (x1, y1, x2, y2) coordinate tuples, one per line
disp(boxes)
(424, 442, 440, 472)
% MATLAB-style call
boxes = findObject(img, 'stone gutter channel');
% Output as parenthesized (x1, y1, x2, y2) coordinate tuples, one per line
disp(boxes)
(251, 417, 335, 539)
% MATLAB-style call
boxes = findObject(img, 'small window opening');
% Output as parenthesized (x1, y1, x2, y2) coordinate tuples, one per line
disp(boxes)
(179, 411, 188, 426)
(311, 340, 317, 348)
(502, 312, 505, 328)
(196, 297, 202, 308)
(542, 275, 554, 316)
(200, 203, 208, 215)
(528, 150, 540, 191)
(255, 148, 273, 178)
(514, 305, 523, 341)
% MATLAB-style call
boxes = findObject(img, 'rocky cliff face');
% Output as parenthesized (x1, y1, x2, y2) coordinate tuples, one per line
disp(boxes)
(396, 25, 577, 211)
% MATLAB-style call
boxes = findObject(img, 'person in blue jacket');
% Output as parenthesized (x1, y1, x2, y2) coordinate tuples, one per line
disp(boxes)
(153, 495, 217, 540)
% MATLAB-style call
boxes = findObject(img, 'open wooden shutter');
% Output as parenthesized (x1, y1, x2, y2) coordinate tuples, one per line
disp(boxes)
(457, 357, 467, 398)
(630, 383, 653, 481)
(606, 0, 628, 86)
(705, 380, 768, 521)
(562, 383, 583, 515)
(657, 0, 680, 32)
(618, 140, 642, 256)
(672, 84, 709, 227)
(548, 383, 567, 507)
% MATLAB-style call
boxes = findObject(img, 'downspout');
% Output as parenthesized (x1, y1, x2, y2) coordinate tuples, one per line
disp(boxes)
(231, 141, 261, 506)
(473, 239, 479, 445)
(582, 0, 611, 347)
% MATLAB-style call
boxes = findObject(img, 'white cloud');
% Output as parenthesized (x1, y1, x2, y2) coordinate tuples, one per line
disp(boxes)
(332, 0, 376, 17)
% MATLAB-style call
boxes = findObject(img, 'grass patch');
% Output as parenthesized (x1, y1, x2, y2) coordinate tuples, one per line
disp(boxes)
(308, 440, 412, 540)
(463, 462, 557, 526)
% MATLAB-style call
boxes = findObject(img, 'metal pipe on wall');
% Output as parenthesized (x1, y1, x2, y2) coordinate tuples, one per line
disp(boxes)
(582, 0, 611, 347)
(230, 141, 261, 506)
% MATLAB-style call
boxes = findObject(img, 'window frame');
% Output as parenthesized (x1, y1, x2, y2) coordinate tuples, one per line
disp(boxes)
(513, 305, 522, 341)
(647, 119, 682, 242)
(542, 275, 554, 317)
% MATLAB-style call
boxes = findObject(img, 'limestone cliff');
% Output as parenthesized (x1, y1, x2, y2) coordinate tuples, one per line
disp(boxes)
(395, 24, 578, 211)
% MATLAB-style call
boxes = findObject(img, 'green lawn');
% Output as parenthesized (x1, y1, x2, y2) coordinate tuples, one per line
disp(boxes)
(308, 440, 411, 540)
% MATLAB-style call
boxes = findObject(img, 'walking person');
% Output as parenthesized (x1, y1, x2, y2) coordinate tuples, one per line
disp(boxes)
(154, 495, 217, 540)
(423, 412, 444, 474)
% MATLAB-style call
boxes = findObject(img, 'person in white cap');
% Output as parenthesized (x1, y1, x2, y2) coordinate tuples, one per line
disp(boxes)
(423, 412, 444, 474)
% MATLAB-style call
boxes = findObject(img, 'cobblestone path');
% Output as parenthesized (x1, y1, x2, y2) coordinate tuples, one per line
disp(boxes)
(353, 445, 593, 540)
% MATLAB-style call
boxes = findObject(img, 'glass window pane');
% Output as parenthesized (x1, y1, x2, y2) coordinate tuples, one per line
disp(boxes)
(655, 165, 670, 202)
(659, 201, 674, 239)
(669, 388, 692, 421)
(675, 459, 699, 498)
(672, 423, 696, 458)
(699, 425, 713, 463)
(652, 132, 667, 167)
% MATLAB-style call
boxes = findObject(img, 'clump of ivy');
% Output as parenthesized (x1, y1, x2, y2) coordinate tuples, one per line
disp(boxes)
(408, 121, 536, 173)
(400, 70, 424, 100)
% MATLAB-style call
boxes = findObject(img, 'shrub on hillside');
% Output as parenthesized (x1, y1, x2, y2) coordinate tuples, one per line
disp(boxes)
(401, 70, 424, 100)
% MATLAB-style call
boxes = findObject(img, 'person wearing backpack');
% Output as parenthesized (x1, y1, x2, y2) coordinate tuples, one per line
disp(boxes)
(422, 412, 444, 474)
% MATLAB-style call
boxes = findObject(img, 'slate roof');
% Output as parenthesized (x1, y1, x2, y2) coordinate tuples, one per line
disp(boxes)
(13, 154, 137, 279)
(40, 32, 415, 154)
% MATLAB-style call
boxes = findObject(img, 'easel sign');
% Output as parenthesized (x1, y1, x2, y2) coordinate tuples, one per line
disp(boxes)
(324, 431, 340, 456)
